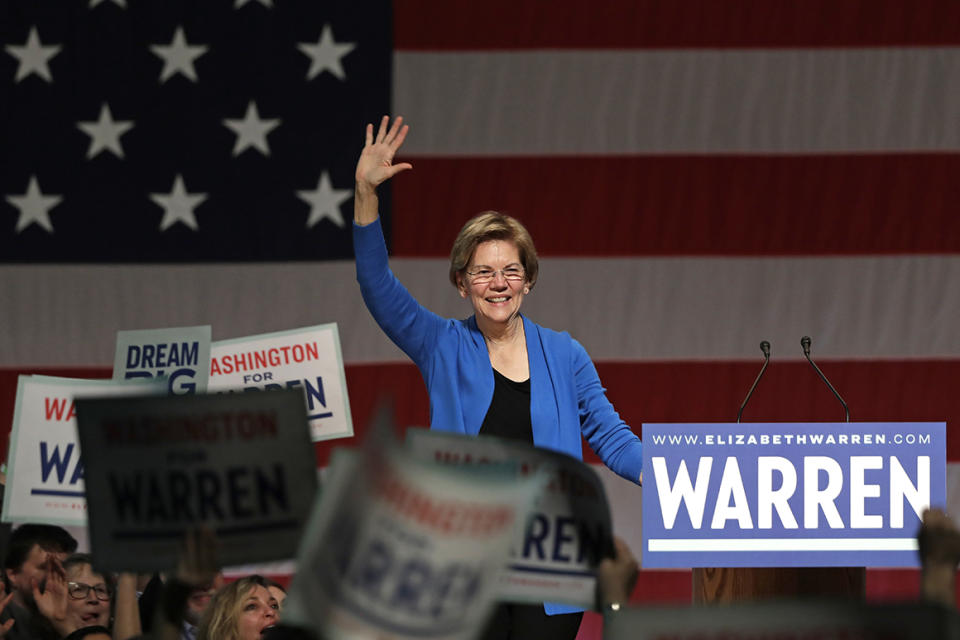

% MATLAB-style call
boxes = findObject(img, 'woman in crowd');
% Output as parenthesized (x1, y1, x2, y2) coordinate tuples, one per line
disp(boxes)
(352, 116, 644, 639)
(60, 555, 111, 632)
(263, 580, 286, 614)
(21, 552, 139, 640)
(198, 575, 278, 640)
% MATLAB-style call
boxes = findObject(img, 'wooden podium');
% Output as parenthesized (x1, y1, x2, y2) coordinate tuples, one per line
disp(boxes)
(687, 341, 867, 603)
(692, 567, 865, 603)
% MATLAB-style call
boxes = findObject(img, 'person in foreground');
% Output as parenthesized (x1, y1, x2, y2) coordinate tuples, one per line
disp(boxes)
(353, 116, 644, 639)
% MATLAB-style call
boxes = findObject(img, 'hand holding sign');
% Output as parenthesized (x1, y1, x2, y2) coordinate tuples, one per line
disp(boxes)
(918, 507, 960, 607)
(596, 537, 638, 611)
(176, 527, 220, 588)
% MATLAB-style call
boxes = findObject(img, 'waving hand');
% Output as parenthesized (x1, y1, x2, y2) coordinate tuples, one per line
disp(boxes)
(356, 115, 412, 191)
(354, 116, 412, 225)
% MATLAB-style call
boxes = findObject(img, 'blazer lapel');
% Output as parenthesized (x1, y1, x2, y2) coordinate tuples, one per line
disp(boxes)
(524, 316, 563, 451)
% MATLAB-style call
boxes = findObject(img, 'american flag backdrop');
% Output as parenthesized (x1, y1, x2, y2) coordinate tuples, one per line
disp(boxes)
(2, 0, 960, 637)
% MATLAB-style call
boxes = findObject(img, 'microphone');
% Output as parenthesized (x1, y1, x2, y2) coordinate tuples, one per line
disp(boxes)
(800, 336, 850, 422)
(736, 341, 771, 423)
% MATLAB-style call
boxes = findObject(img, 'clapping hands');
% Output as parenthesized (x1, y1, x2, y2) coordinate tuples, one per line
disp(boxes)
(32, 556, 68, 634)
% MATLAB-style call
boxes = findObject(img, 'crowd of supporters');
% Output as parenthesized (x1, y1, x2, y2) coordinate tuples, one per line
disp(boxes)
(0, 524, 301, 640)
(0, 505, 956, 640)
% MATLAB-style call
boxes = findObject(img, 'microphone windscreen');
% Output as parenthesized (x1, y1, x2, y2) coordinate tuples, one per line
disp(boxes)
(759, 340, 771, 357)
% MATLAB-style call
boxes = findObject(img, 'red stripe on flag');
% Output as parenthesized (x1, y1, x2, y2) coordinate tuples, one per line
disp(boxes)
(614, 567, 922, 605)
(590, 359, 958, 456)
(391, 154, 960, 257)
(3, 361, 955, 466)
(326, 361, 958, 465)
(394, 0, 960, 50)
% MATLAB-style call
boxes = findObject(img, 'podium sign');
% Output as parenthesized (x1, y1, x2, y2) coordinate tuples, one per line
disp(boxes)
(642, 422, 946, 568)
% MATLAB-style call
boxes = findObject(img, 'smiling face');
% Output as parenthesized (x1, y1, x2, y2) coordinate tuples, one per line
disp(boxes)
(236, 585, 279, 640)
(64, 563, 110, 630)
(457, 239, 529, 331)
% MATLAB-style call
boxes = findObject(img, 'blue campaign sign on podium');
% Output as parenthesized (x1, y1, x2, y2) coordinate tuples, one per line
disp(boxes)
(642, 422, 946, 568)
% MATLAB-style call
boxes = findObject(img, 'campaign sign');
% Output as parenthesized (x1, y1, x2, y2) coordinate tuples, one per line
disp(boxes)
(207, 324, 353, 442)
(284, 439, 544, 640)
(605, 600, 959, 640)
(2, 375, 165, 526)
(643, 422, 946, 568)
(113, 325, 211, 394)
(406, 429, 613, 608)
(75, 389, 318, 572)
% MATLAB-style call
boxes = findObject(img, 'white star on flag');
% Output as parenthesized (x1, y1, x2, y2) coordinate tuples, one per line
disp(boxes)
(234, 0, 273, 8)
(6, 176, 62, 233)
(150, 26, 208, 83)
(89, 0, 126, 7)
(222, 101, 281, 157)
(297, 172, 351, 229)
(298, 24, 356, 81)
(77, 103, 134, 159)
(150, 175, 207, 231)
(5, 26, 61, 83)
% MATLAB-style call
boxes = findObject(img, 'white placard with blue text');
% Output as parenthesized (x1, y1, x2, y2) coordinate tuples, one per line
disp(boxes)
(285, 442, 542, 640)
(207, 324, 353, 442)
(112, 326, 211, 394)
(406, 428, 613, 609)
(2, 375, 165, 526)
(642, 422, 946, 568)
(75, 389, 318, 572)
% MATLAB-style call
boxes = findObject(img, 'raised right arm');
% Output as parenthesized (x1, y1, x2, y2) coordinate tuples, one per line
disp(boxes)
(353, 117, 445, 366)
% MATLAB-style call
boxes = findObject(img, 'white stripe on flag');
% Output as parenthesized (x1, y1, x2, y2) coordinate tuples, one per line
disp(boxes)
(3, 255, 959, 366)
(395, 48, 960, 155)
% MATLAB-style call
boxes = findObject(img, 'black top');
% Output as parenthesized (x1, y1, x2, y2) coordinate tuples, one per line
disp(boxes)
(478, 369, 533, 444)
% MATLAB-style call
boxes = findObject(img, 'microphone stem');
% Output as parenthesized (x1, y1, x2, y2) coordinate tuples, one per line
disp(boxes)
(737, 356, 769, 423)
(803, 353, 850, 422)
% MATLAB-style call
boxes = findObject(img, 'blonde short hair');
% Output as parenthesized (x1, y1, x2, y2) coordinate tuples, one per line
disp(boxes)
(448, 211, 539, 290)
(198, 575, 269, 640)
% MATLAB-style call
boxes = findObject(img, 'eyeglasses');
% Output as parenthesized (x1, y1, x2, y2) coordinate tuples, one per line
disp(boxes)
(67, 582, 112, 601)
(465, 265, 525, 285)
